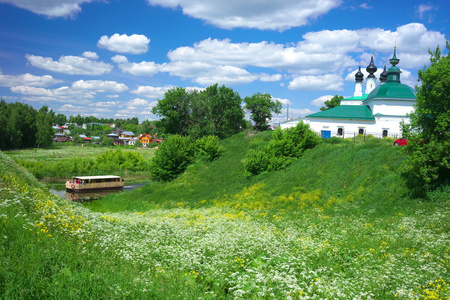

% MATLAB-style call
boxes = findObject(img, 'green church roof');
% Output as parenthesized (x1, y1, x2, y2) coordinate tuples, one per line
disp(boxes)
(306, 105, 374, 120)
(341, 94, 368, 101)
(366, 82, 416, 101)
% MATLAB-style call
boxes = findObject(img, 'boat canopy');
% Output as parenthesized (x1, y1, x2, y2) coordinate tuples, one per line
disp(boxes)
(71, 175, 122, 180)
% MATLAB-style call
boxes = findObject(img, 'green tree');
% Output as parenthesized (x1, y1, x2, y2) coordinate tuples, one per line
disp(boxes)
(244, 92, 282, 131)
(53, 113, 67, 126)
(149, 135, 195, 181)
(202, 84, 245, 139)
(35, 105, 53, 148)
(152, 84, 245, 139)
(152, 87, 192, 136)
(402, 41, 450, 186)
(320, 95, 343, 111)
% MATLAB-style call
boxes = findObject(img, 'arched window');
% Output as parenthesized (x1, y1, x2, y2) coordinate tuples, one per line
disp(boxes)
(337, 128, 343, 136)
(382, 130, 388, 137)
(358, 128, 364, 135)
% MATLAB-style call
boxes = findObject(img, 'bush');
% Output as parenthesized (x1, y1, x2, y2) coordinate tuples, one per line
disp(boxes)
(149, 135, 195, 182)
(195, 135, 221, 161)
(245, 122, 321, 176)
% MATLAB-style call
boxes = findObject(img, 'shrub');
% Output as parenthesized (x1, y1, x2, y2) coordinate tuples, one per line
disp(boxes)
(245, 122, 321, 176)
(195, 135, 221, 161)
(149, 135, 195, 182)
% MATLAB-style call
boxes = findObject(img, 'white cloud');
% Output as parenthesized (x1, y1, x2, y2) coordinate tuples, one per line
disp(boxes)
(0, 73, 62, 87)
(416, 4, 436, 21)
(128, 98, 150, 106)
(26, 54, 113, 75)
(112, 55, 160, 76)
(130, 85, 175, 99)
(273, 97, 292, 106)
(260, 73, 283, 82)
(82, 51, 99, 59)
(97, 34, 150, 54)
(310, 95, 334, 107)
(95, 101, 117, 107)
(10, 85, 95, 103)
(147, 0, 341, 31)
(162, 23, 444, 89)
(72, 80, 129, 93)
(161, 61, 258, 85)
(0, 0, 96, 18)
(289, 74, 343, 91)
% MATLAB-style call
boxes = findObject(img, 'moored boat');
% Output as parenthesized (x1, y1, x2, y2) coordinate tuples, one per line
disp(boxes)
(66, 175, 124, 192)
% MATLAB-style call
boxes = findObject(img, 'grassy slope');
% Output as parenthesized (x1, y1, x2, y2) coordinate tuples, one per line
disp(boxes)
(2, 132, 449, 299)
(86, 132, 412, 216)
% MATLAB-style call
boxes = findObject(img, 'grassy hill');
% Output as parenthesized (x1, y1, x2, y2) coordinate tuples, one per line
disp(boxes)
(87, 132, 414, 215)
(1, 132, 449, 299)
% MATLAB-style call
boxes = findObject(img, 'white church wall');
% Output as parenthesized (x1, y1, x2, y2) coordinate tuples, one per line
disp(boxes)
(366, 99, 415, 116)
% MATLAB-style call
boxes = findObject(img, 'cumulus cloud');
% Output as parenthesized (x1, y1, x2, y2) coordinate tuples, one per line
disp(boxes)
(95, 101, 117, 107)
(289, 74, 343, 91)
(0, 73, 62, 87)
(71, 80, 129, 93)
(128, 98, 150, 106)
(97, 34, 150, 54)
(112, 55, 160, 76)
(161, 61, 258, 85)
(310, 95, 335, 107)
(10, 85, 95, 103)
(0, 0, 97, 18)
(130, 85, 175, 99)
(259, 73, 283, 82)
(82, 51, 99, 59)
(147, 0, 341, 31)
(26, 54, 113, 75)
(163, 23, 445, 88)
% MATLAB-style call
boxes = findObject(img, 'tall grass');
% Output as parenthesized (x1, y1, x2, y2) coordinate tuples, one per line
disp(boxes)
(1, 132, 449, 299)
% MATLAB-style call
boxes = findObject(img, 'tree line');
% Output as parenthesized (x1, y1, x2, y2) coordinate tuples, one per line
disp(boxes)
(152, 83, 282, 139)
(0, 100, 54, 150)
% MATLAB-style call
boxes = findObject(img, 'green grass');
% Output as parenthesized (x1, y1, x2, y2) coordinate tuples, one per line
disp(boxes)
(5, 144, 155, 183)
(1, 132, 449, 299)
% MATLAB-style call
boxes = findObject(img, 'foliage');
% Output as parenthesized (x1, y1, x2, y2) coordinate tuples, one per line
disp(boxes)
(245, 122, 321, 176)
(402, 41, 450, 187)
(10, 147, 151, 179)
(149, 135, 196, 182)
(152, 84, 245, 139)
(244, 92, 282, 131)
(195, 135, 221, 161)
(320, 95, 343, 111)
(0, 100, 55, 150)
(35, 106, 54, 148)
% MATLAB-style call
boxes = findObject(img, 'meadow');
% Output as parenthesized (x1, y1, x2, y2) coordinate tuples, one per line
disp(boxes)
(1, 133, 449, 299)
(6, 144, 155, 183)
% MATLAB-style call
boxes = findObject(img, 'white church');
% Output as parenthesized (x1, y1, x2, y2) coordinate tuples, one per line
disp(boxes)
(281, 47, 416, 138)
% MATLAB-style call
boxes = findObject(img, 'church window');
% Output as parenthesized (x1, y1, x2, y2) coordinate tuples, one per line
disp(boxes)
(382, 130, 388, 137)
(358, 128, 364, 135)
(337, 128, 343, 136)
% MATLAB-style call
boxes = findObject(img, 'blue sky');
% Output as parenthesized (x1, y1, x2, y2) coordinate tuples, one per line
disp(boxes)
(0, 0, 448, 123)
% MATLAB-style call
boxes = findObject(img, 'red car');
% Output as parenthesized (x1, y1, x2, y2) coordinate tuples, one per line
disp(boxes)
(393, 137, 408, 146)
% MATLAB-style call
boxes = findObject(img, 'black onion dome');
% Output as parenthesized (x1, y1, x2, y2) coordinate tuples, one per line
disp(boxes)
(366, 55, 377, 78)
(355, 66, 364, 82)
(380, 65, 387, 83)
